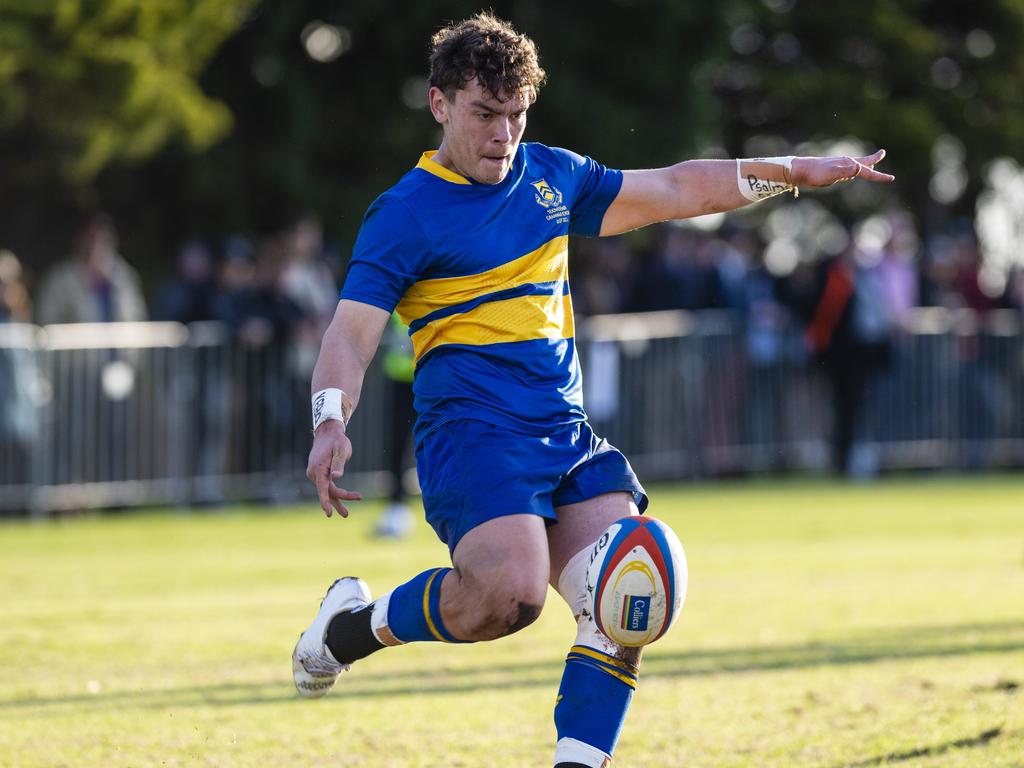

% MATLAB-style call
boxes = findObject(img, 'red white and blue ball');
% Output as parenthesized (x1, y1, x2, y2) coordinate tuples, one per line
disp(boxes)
(585, 516, 687, 647)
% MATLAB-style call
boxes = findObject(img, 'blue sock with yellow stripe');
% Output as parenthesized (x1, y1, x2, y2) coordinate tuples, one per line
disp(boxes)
(385, 567, 466, 643)
(553, 645, 638, 764)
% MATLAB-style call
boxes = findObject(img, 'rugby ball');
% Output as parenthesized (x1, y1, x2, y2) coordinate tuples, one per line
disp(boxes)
(585, 516, 687, 647)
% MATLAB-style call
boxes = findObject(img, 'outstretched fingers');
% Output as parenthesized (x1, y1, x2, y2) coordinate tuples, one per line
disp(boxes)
(791, 151, 894, 187)
(326, 482, 364, 518)
(315, 466, 363, 517)
(851, 149, 895, 182)
(311, 448, 363, 518)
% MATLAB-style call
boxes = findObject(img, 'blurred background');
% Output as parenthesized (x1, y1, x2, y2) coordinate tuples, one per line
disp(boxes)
(1, 0, 1022, 515)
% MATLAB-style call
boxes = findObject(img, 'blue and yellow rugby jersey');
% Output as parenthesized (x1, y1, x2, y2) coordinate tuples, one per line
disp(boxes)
(341, 142, 623, 438)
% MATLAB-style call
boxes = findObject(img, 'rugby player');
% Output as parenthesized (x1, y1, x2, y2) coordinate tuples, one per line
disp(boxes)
(295, 13, 893, 767)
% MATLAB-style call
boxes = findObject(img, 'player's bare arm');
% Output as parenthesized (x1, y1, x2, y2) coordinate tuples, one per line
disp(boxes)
(306, 299, 391, 518)
(599, 149, 895, 236)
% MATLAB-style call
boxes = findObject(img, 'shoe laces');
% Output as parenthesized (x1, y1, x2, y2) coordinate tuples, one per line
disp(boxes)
(300, 651, 349, 676)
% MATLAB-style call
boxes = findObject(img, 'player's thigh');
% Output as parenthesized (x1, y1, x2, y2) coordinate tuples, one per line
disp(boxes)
(548, 491, 639, 584)
(416, 419, 563, 552)
(452, 512, 550, 603)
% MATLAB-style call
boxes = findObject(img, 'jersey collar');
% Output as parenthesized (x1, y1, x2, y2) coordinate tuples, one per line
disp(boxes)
(415, 151, 472, 185)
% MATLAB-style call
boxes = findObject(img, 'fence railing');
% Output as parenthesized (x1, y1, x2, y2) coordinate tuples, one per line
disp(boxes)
(1, 308, 1021, 515)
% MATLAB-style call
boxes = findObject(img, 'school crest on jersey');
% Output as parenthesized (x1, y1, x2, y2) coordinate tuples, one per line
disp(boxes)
(531, 179, 563, 209)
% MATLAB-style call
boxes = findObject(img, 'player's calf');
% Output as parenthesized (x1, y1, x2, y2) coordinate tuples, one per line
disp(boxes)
(322, 560, 546, 669)
(551, 516, 687, 767)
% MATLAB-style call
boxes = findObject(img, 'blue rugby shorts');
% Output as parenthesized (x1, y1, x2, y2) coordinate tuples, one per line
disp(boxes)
(414, 418, 648, 553)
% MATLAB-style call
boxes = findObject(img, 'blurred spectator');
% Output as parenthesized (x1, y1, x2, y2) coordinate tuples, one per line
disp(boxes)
(35, 212, 147, 325)
(279, 216, 338, 328)
(736, 235, 791, 466)
(0, 250, 32, 322)
(31, 213, 147, 492)
(152, 239, 224, 499)
(799, 243, 894, 477)
(875, 212, 920, 324)
(571, 236, 634, 316)
(711, 228, 753, 311)
(865, 212, 921, 447)
(947, 226, 1012, 467)
(212, 237, 301, 346)
(153, 239, 218, 324)
(213, 236, 303, 482)
(0, 249, 40, 497)
(278, 215, 340, 389)
(626, 225, 724, 312)
(951, 225, 1002, 316)
(376, 313, 417, 539)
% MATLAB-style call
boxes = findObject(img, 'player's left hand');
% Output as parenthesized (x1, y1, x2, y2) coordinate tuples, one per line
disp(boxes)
(791, 149, 894, 187)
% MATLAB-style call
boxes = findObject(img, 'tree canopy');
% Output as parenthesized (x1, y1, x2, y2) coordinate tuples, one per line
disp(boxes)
(0, 0, 1020, 283)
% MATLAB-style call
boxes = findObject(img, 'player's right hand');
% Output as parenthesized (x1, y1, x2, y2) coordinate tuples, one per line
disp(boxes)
(791, 149, 895, 187)
(306, 420, 363, 518)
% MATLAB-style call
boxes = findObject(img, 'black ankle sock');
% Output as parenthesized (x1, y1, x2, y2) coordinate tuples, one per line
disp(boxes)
(325, 603, 385, 664)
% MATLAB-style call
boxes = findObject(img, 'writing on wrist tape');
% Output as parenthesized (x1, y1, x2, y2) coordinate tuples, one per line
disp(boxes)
(312, 388, 350, 432)
(736, 157, 798, 202)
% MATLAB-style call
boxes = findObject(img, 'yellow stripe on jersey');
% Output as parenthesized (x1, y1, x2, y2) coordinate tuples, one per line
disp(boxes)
(396, 236, 569, 324)
(410, 292, 574, 362)
(415, 151, 472, 185)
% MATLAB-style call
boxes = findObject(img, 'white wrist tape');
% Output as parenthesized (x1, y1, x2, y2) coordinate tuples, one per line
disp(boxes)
(736, 156, 798, 202)
(312, 388, 348, 432)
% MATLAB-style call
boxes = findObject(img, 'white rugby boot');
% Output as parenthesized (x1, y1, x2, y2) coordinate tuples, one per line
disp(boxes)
(292, 576, 371, 698)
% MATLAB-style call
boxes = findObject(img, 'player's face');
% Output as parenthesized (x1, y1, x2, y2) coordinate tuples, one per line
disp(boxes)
(429, 79, 528, 185)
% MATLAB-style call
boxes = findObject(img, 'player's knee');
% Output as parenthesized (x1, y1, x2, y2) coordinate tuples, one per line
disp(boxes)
(462, 574, 547, 640)
(486, 577, 546, 638)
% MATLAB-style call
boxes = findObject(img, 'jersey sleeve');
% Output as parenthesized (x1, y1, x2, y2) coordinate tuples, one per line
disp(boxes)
(551, 147, 624, 237)
(340, 194, 430, 312)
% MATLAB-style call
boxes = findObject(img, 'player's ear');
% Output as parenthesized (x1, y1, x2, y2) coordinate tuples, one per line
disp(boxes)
(428, 86, 449, 125)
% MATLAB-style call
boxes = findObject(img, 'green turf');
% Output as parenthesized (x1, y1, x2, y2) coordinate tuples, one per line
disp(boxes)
(1, 477, 1022, 767)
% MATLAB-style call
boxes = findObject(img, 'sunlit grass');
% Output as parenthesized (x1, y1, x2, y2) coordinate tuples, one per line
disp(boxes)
(1, 476, 1022, 767)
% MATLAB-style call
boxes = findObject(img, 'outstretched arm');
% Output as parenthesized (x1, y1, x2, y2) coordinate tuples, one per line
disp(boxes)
(306, 299, 391, 518)
(599, 149, 894, 237)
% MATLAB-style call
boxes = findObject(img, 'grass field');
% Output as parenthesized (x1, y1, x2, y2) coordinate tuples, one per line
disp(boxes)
(1, 477, 1022, 767)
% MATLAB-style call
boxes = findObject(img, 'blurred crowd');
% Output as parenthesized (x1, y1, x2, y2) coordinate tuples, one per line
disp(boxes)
(1, 207, 1022, 481)
(4, 208, 1021, 335)
(571, 214, 1024, 320)
(572, 212, 1022, 475)
(0, 213, 343, 381)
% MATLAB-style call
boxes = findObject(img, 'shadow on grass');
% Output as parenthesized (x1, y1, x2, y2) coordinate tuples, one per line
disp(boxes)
(832, 726, 1005, 767)
(3, 618, 1022, 712)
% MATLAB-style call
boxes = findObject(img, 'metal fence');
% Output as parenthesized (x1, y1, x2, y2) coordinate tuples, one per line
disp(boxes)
(579, 308, 1024, 480)
(1, 308, 1021, 515)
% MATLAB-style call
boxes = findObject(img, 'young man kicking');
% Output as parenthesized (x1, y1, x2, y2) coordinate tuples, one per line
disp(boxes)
(296, 13, 893, 767)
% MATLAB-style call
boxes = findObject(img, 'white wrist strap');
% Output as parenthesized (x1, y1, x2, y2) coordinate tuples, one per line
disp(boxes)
(736, 156, 798, 202)
(312, 388, 348, 432)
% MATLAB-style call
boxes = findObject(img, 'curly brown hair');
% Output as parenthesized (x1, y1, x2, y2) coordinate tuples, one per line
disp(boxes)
(428, 12, 547, 104)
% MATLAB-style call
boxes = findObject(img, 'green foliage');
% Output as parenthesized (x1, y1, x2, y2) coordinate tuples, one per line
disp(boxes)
(2, 0, 1024, 275)
(129, 0, 1024, 259)
(0, 0, 256, 184)
(164, 0, 733, 241)
(715, 0, 1024, 211)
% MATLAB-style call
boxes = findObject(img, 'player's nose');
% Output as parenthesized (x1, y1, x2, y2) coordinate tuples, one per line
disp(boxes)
(492, 117, 513, 144)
